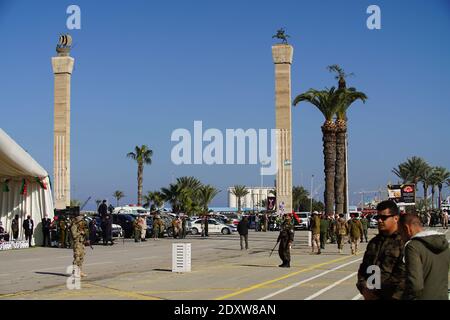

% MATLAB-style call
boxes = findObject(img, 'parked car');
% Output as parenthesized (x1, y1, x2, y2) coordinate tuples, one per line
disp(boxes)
(190, 218, 237, 235)
(85, 216, 123, 242)
(112, 214, 136, 238)
(293, 212, 310, 230)
(369, 218, 378, 228)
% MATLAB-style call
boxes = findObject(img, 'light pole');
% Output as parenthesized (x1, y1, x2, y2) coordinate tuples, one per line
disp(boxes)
(310, 174, 314, 214)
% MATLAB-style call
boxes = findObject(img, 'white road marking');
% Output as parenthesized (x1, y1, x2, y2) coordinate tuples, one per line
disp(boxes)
(352, 293, 363, 300)
(304, 272, 357, 300)
(33, 261, 113, 272)
(259, 258, 362, 300)
(132, 256, 157, 261)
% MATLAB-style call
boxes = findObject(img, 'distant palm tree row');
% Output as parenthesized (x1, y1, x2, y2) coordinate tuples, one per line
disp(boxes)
(393, 156, 450, 210)
(293, 65, 367, 216)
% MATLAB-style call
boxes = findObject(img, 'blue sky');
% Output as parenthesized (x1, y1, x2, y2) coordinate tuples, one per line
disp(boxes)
(1, 0, 449, 209)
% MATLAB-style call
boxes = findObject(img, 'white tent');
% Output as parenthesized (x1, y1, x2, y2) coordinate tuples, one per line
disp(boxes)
(0, 128, 54, 245)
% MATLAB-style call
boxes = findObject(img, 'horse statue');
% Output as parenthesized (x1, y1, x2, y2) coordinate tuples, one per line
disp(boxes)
(272, 28, 290, 44)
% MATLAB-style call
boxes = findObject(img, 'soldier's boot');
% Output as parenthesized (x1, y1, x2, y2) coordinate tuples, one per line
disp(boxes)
(317, 249, 321, 255)
(285, 261, 291, 268)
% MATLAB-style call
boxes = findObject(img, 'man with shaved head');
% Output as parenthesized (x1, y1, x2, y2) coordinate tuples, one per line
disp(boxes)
(399, 214, 450, 300)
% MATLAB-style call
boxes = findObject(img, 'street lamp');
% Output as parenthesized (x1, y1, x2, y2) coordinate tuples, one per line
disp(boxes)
(310, 174, 314, 214)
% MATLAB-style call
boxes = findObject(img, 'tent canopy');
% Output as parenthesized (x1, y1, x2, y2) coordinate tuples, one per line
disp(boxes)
(0, 128, 48, 179)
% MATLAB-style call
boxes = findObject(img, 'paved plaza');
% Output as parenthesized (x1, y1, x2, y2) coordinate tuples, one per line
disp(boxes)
(1, 228, 448, 300)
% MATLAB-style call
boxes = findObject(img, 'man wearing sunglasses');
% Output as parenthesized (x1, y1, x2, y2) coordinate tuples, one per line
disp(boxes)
(356, 200, 406, 300)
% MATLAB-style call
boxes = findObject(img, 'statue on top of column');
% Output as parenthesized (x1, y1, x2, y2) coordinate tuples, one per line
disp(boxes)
(272, 28, 290, 44)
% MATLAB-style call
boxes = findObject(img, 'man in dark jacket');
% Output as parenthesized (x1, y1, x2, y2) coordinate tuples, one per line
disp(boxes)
(22, 215, 34, 247)
(356, 200, 406, 300)
(277, 216, 294, 268)
(41, 214, 52, 247)
(98, 200, 113, 245)
(237, 217, 249, 250)
(399, 214, 450, 300)
(319, 214, 330, 250)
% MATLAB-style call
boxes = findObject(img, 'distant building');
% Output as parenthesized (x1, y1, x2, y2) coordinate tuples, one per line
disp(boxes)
(228, 187, 274, 210)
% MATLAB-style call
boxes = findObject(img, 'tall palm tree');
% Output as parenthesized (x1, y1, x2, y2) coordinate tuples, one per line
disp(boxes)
(161, 183, 182, 213)
(112, 190, 125, 207)
(328, 65, 367, 216)
(198, 185, 220, 213)
(399, 157, 428, 191)
(429, 168, 440, 210)
(419, 165, 432, 211)
(392, 163, 410, 183)
(293, 87, 342, 215)
(292, 186, 309, 211)
(144, 191, 164, 211)
(231, 185, 249, 213)
(432, 167, 450, 209)
(127, 145, 153, 206)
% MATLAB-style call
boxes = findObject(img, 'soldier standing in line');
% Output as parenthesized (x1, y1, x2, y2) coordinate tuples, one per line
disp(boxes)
(59, 217, 67, 248)
(335, 214, 348, 254)
(133, 216, 143, 243)
(277, 216, 294, 268)
(71, 213, 88, 278)
(356, 200, 406, 300)
(348, 213, 364, 255)
(360, 214, 369, 242)
(152, 215, 160, 240)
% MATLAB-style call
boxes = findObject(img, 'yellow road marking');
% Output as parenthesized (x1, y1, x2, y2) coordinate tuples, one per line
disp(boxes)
(215, 254, 361, 300)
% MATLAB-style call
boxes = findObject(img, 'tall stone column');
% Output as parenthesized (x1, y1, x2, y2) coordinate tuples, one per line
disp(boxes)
(272, 44, 293, 214)
(52, 36, 74, 209)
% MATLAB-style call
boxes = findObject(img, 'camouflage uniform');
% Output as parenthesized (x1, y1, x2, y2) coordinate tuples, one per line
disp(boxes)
(360, 217, 369, 242)
(356, 231, 406, 300)
(335, 217, 348, 253)
(133, 217, 142, 242)
(348, 218, 364, 255)
(71, 216, 88, 277)
(277, 220, 294, 267)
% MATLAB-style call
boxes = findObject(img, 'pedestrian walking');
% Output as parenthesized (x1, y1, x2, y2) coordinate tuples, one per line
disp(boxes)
(319, 213, 330, 250)
(140, 215, 147, 241)
(360, 215, 369, 242)
(348, 213, 364, 255)
(329, 214, 338, 244)
(277, 216, 294, 268)
(335, 214, 348, 254)
(71, 213, 88, 278)
(41, 214, 51, 247)
(98, 200, 113, 245)
(441, 209, 448, 229)
(22, 215, 34, 247)
(133, 216, 143, 242)
(237, 216, 249, 250)
(11, 214, 19, 240)
(356, 200, 406, 300)
(310, 211, 321, 254)
(399, 214, 450, 300)
(153, 215, 161, 240)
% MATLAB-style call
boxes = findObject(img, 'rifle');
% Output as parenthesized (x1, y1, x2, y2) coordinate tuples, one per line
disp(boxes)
(269, 239, 280, 257)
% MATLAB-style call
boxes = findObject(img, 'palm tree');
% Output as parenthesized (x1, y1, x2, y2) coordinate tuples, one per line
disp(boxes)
(198, 185, 220, 213)
(144, 191, 164, 211)
(292, 186, 309, 211)
(432, 167, 450, 209)
(392, 163, 410, 183)
(328, 65, 367, 216)
(419, 165, 432, 211)
(112, 190, 125, 207)
(231, 185, 249, 213)
(127, 145, 153, 206)
(397, 157, 428, 191)
(429, 168, 440, 210)
(293, 87, 342, 215)
(161, 183, 182, 213)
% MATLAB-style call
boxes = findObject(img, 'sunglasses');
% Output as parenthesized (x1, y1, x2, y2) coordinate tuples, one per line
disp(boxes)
(374, 214, 396, 221)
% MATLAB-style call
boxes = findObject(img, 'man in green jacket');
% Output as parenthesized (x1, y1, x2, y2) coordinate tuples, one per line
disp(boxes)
(319, 214, 330, 250)
(360, 215, 369, 242)
(399, 214, 450, 300)
(348, 214, 364, 255)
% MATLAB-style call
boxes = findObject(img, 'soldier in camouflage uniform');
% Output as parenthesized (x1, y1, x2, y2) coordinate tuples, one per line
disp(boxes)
(348, 213, 364, 255)
(71, 214, 88, 277)
(277, 216, 295, 268)
(356, 200, 405, 300)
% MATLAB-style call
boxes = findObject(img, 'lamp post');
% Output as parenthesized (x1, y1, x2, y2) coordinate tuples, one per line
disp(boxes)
(310, 174, 314, 214)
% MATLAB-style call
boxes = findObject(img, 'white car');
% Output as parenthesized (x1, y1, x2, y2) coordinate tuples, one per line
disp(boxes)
(113, 206, 150, 216)
(190, 218, 237, 235)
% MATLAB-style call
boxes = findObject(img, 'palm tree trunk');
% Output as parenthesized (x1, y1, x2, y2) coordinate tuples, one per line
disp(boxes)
(238, 197, 241, 213)
(137, 163, 143, 206)
(334, 120, 346, 216)
(423, 184, 428, 211)
(431, 187, 435, 211)
(438, 186, 442, 210)
(322, 121, 336, 216)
